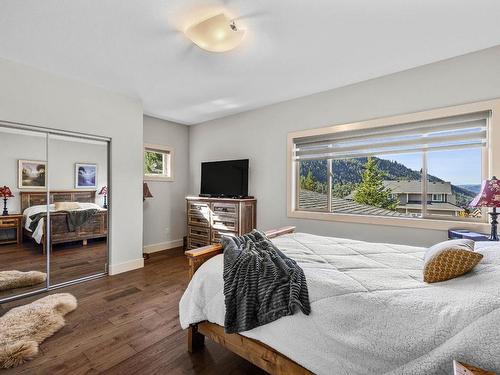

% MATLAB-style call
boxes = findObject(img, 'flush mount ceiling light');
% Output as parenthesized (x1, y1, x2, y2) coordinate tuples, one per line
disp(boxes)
(184, 13, 245, 53)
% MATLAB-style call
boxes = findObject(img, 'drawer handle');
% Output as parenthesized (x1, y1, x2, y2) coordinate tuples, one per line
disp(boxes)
(216, 207, 234, 213)
(216, 221, 234, 226)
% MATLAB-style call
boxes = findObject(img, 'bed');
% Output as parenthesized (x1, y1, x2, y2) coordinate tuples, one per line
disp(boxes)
(21, 191, 108, 254)
(180, 227, 500, 375)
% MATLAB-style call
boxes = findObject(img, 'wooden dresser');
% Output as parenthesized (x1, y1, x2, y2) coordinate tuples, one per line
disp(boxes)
(186, 196, 257, 249)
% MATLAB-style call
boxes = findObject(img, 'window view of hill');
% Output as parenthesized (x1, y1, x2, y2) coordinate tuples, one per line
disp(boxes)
(457, 184, 481, 194)
(299, 157, 480, 218)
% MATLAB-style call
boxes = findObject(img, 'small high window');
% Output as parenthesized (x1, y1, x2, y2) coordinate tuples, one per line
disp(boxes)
(144, 144, 174, 181)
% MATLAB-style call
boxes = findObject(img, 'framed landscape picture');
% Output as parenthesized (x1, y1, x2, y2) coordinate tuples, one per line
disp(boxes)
(18, 160, 47, 189)
(75, 163, 97, 189)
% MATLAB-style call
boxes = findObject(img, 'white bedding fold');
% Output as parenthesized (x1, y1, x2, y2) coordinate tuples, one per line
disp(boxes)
(179, 232, 500, 375)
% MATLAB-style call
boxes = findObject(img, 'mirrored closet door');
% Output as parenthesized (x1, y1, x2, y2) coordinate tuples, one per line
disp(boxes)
(48, 134, 109, 286)
(0, 122, 110, 303)
(0, 124, 49, 301)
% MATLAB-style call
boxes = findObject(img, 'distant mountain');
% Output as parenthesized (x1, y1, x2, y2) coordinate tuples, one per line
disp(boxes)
(300, 157, 476, 207)
(458, 184, 481, 194)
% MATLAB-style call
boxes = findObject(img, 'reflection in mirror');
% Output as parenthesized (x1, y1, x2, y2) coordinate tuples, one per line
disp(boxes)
(0, 125, 48, 300)
(48, 134, 108, 285)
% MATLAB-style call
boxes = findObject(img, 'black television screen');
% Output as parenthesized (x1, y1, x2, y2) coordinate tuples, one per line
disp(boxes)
(200, 159, 249, 198)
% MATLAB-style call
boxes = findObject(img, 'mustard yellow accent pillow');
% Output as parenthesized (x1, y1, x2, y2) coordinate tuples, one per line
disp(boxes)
(54, 202, 81, 211)
(423, 239, 483, 283)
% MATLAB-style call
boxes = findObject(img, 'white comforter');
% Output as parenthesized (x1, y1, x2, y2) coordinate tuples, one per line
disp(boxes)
(23, 203, 104, 243)
(179, 232, 500, 375)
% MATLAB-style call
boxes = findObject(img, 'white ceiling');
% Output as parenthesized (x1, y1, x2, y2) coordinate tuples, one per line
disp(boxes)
(1, 1, 500, 125)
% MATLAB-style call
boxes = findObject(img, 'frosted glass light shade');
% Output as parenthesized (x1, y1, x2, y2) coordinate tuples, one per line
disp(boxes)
(185, 13, 245, 52)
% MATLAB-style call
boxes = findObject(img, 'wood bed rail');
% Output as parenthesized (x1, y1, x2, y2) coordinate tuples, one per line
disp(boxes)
(185, 226, 296, 279)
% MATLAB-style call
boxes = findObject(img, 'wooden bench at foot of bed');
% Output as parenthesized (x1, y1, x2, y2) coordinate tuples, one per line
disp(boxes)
(184, 226, 313, 375)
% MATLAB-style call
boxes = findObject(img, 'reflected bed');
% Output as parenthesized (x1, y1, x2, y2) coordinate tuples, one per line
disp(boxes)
(21, 191, 107, 253)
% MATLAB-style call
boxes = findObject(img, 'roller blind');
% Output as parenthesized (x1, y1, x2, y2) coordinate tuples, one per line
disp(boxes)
(294, 111, 490, 161)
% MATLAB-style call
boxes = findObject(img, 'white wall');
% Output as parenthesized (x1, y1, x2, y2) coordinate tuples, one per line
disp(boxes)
(0, 57, 143, 274)
(0, 131, 108, 213)
(143, 115, 189, 252)
(189, 45, 500, 247)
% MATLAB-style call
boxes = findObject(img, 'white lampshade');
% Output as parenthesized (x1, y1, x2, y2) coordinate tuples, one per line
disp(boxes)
(185, 13, 245, 53)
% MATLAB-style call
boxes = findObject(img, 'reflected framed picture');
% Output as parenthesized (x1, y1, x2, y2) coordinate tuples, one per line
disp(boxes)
(75, 163, 97, 189)
(18, 160, 47, 189)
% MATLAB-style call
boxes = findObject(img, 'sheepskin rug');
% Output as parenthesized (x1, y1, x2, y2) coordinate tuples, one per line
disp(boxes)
(0, 271, 47, 291)
(0, 293, 77, 368)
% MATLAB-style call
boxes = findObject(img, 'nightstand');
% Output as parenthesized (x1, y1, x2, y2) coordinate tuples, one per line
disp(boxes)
(0, 214, 23, 245)
(453, 360, 496, 375)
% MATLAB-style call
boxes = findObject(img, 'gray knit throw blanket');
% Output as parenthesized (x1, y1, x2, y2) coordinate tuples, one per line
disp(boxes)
(221, 230, 311, 334)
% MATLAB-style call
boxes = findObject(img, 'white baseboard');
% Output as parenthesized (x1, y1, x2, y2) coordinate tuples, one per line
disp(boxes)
(143, 238, 183, 254)
(109, 257, 144, 275)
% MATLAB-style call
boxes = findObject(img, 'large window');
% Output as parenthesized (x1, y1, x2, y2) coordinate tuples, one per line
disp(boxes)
(144, 144, 174, 181)
(291, 110, 490, 224)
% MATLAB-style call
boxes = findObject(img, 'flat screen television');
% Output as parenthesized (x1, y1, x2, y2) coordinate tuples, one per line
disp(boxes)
(200, 159, 249, 198)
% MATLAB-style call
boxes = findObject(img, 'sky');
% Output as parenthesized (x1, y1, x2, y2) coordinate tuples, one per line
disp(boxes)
(383, 148, 482, 185)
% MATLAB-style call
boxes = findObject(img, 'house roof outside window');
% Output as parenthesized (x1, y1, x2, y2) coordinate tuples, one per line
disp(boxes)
(299, 190, 406, 217)
(382, 180, 452, 194)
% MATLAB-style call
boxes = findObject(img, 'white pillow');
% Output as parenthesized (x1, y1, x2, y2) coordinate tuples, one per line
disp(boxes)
(54, 201, 81, 211)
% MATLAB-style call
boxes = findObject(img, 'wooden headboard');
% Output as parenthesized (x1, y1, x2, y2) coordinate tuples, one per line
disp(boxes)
(20, 190, 96, 212)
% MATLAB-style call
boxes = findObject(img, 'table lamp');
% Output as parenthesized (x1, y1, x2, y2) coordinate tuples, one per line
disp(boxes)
(0, 186, 14, 216)
(98, 186, 108, 208)
(470, 176, 500, 241)
(143, 182, 153, 201)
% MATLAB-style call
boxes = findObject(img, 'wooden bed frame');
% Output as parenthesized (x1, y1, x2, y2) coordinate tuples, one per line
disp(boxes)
(21, 190, 108, 254)
(185, 226, 313, 375)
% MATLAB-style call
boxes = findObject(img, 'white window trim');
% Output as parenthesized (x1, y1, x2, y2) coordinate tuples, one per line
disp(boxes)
(144, 143, 174, 182)
(431, 194, 444, 202)
(287, 99, 500, 232)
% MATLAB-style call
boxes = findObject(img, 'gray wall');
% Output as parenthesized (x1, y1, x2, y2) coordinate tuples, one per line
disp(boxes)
(143, 115, 189, 249)
(189, 45, 500, 247)
(0, 57, 143, 273)
(0, 130, 108, 213)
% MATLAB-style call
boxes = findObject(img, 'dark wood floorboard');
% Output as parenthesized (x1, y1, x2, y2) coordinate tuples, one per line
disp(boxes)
(0, 239, 107, 298)
(0, 247, 267, 375)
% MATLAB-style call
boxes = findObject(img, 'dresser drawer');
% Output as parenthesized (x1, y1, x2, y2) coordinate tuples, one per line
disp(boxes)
(211, 230, 237, 243)
(188, 201, 210, 216)
(0, 218, 18, 228)
(188, 225, 210, 239)
(188, 236, 210, 249)
(211, 202, 238, 217)
(188, 213, 210, 227)
(211, 215, 238, 232)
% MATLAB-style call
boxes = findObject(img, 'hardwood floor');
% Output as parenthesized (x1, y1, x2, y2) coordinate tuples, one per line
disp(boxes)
(0, 247, 267, 375)
(0, 239, 107, 299)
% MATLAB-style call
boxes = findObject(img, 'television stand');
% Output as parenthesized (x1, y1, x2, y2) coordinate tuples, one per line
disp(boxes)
(186, 196, 257, 249)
